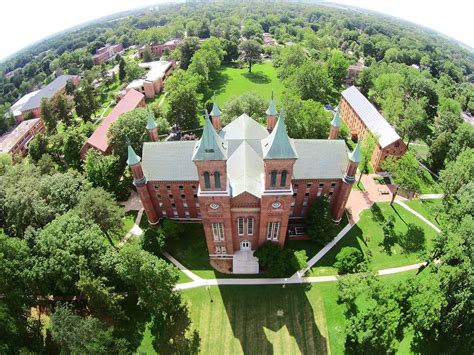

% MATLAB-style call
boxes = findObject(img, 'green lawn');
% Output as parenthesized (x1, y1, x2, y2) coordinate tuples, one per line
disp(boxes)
(172, 271, 418, 355)
(123, 210, 138, 233)
(309, 202, 439, 276)
(405, 198, 444, 226)
(210, 61, 284, 104)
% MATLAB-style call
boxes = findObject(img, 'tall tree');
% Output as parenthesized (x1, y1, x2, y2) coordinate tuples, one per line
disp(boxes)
(239, 40, 262, 73)
(76, 188, 124, 248)
(74, 80, 99, 122)
(118, 57, 126, 81)
(382, 152, 422, 204)
(357, 133, 377, 186)
(40, 98, 57, 134)
(51, 93, 72, 126)
(83, 150, 124, 198)
(178, 37, 200, 69)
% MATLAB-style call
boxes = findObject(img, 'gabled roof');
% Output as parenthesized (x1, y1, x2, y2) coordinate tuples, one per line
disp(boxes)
(84, 89, 144, 153)
(192, 113, 227, 161)
(266, 91, 278, 116)
(221, 113, 269, 140)
(210, 93, 222, 117)
(261, 110, 298, 160)
(341, 86, 401, 148)
(227, 141, 264, 198)
(21, 75, 78, 111)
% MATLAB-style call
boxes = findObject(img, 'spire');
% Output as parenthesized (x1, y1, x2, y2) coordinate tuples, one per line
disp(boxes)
(210, 92, 222, 117)
(266, 91, 278, 116)
(146, 109, 157, 130)
(127, 144, 141, 166)
(331, 111, 341, 128)
(192, 110, 227, 161)
(262, 108, 298, 160)
(349, 138, 362, 163)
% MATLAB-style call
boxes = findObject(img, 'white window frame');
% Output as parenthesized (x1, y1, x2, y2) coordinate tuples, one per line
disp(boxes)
(237, 217, 244, 236)
(266, 222, 280, 240)
(212, 223, 225, 241)
(247, 217, 254, 236)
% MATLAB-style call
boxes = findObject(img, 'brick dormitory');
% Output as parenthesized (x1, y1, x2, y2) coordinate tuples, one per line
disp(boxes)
(126, 95, 363, 274)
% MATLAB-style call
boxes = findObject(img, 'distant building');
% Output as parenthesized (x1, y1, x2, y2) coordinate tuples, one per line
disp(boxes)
(339, 86, 407, 171)
(138, 39, 181, 58)
(346, 62, 365, 85)
(263, 33, 276, 46)
(92, 44, 124, 65)
(11, 75, 80, 122)
(0, 118, 45, 157)
(80, 89, 145, 158)
(127, 95, 360, 274)
(125, 60, 176, 98)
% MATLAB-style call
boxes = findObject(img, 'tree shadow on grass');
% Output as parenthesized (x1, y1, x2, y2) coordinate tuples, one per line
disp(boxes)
(219, 284, 328, 354)
(114, 294, 149, 351)
(397, 223, 426, 254)
(241, 71, 271, 84)
(370, 204, 385, 224)
(208, 71, 230, 99)
(390, 205, 407, 225)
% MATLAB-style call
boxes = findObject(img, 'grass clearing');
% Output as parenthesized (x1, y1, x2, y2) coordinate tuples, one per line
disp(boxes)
(210, 62, 284, 104)
(309, 202, 439, 276)
(404, 198, 444, 226)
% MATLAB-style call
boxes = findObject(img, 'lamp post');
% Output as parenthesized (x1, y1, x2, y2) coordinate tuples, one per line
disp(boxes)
(206, 284, 213, 303)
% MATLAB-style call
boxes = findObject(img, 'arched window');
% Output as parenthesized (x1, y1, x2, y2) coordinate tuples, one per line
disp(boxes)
(214, 171, 221, 188)
(203, 171, 211, 188)
(270, 170, 277, 187)
(280, 170, 288, 187)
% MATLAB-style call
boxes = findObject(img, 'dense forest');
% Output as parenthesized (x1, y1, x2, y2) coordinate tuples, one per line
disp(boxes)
(0, 1, 473, 353)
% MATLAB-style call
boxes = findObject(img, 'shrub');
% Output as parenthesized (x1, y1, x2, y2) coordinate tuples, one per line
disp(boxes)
(254, 242, 308, 277)
(334, 247, 367, 274)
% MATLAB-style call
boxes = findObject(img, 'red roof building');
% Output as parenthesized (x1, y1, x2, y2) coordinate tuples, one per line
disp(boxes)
(80, 89, 145, 158)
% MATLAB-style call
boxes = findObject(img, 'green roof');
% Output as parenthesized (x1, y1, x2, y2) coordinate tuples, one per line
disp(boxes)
(146, 110, 157, 130)
(261, 109, 298, 160)
(331, 111, 341, 128)
(349, 138, 362, 163)
(127, 144, 141, 165)
(266, 91, 278, 116)
(210, 93, 222, 117)
(192, 111, 227, 161)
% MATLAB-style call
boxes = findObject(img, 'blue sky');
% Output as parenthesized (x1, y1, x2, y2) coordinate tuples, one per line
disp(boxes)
(0, 0, 472, 60)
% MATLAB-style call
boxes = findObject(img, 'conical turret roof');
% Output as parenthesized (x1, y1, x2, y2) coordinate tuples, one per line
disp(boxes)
(127, 144, 141, 165)
(261, 109, 298, 160)
(349, 138, 362, 163)
(146, 109, 157, 130)
(192, 110, 227, 161)
(210, 93, 222, 117)
(331, 111, 341, 128)
(266, 91, 278, 116)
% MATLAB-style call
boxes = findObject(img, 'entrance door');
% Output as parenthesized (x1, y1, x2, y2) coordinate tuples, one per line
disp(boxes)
(241, 240, 251, 250)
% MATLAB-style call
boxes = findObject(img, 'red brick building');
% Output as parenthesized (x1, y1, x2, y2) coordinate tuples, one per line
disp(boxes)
(339, 86, 407, 171)
(138, 39, 181, 58)
(0, 118, 45, 158)
(129, 96, 360, 274)
(92, 44, 124, 65)
(11, 75, 80, 122)
(80, 89, 145, 158)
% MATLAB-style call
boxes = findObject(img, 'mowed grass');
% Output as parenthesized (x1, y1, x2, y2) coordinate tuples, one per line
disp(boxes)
(210, 61, 284, 104)
(404, 198, 444, 226)
(309, 202, 439, 276)
(182, 284, 329, 354)
(177, 272, 418, 355)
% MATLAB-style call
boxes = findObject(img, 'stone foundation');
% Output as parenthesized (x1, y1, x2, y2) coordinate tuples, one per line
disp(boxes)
(210, 258, 233, 274)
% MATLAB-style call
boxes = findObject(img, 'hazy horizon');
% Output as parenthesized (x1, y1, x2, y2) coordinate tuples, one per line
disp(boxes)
(0, 0, 473, 62)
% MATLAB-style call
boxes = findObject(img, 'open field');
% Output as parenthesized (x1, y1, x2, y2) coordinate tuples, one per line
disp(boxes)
(210, 62, 284, 104)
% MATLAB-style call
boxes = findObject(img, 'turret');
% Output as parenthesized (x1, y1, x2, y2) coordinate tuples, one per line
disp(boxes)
(192, 110, 228, 193)
(127, 144, 159, 224)
(329, 110, 341, 140)
(261, 109, 298, 191)
(330, 139, 361, 222)
(265, 91, 278, 132)
(146, 109, 159, 142)
(210, 93, 222, 131)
